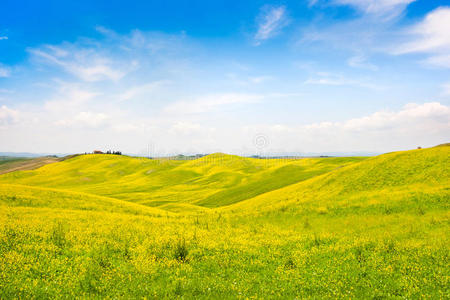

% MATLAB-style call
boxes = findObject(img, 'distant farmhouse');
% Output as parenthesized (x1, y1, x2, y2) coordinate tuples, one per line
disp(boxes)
(91, 150, 122, 155)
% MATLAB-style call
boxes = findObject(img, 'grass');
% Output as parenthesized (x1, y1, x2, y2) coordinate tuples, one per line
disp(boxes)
(0, 146, 448, 298)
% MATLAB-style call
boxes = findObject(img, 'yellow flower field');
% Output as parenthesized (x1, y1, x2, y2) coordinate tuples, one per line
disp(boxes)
(0, 146, 449, 298)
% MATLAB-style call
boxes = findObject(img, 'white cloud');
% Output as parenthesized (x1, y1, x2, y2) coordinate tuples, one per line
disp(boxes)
(0, 105, 19, 127)
(95, 25, 118, 38)
(333, 0, 416, 18)
(304, 102, 450, 139)
(246, 102, 450, 153)
(396, 7, 450, 54)
(300, 102, 448, 132)
(70, 63, 126, 82)
(347, 55, 378, 70)
(423, 54, 450, 68)
(297, 15, 394, 60)
(2, 97, 448, 154)
(248, 76, 273, 84)
(340, 102, 449, 131)
(0, 36, 7, 40)
(44, 83, 101, 112)
(304, 72, 382, 89)
(394, 7, 450, 68)
(254, 6, 288, 45)
(118, 80, 170, 102)
(27, 28, 189, 85)
(164, 93, 264, 114)
(29, 45, 133, 82)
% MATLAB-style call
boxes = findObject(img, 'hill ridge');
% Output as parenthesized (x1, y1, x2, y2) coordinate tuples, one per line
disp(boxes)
(223, 146, 450, 213)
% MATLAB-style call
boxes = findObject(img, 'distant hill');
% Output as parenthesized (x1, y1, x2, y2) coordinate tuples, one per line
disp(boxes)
(434, 142, 450, 147)
(0, 152, 68, 157)
(0, 153, 366, 212)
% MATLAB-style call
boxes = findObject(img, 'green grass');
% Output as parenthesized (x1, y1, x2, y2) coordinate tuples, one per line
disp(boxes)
(0, 146, 449, 298)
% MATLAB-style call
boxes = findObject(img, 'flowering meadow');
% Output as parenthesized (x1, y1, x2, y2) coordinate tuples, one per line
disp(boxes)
(0, 146, 449, 298)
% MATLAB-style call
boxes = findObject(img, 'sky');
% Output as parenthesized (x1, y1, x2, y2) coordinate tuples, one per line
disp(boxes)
(0, 0, 449, 156)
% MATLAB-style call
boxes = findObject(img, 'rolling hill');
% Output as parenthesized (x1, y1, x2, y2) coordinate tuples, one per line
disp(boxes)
(225, 145, 450, 214)
(0, 153, 367, 212)
(0, 145, 448, 298)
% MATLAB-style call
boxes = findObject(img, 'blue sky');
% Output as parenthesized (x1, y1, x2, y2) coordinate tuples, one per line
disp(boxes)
(0, 0, 449, 155)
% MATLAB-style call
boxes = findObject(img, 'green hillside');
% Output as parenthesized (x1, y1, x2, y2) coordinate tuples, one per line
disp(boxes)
(0, 153, 366, 211)
(226, 146, 450, 214)
(0, 146, 449, 298)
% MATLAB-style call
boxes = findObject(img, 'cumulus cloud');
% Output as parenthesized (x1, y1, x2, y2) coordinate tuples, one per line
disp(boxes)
(245, 102, 450, 153)
(0, 36, 7, 40)
(340, 102, 449, 131)
(293, 102, 449, 135)
(307, 102, 449, 148)
(254, 6, 289, 45)
(1, 98, 448, 154)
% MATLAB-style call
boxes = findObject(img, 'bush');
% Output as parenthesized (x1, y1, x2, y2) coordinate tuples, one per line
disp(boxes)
(173, 237, 189, 262)
(50, 221, 67, 248)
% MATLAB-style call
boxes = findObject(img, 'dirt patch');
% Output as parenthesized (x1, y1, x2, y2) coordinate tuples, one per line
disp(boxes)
(0, 155, 77, 175)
